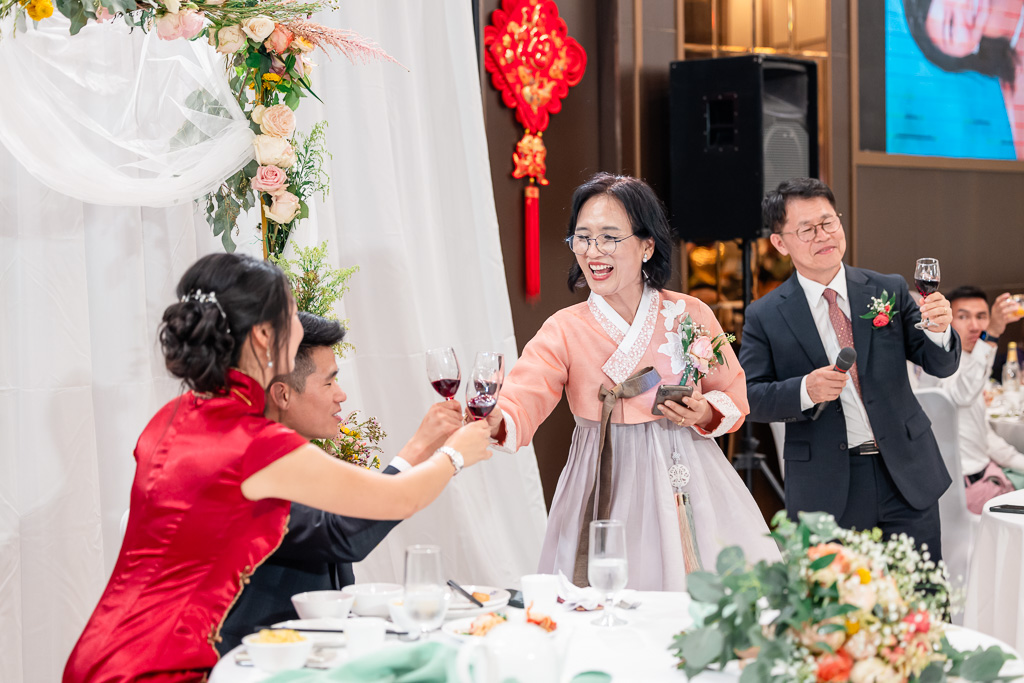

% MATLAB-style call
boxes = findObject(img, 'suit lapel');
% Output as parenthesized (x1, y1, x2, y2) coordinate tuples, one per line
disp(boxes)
(846, 267, 875, 373)
(777, 273, 830, 368)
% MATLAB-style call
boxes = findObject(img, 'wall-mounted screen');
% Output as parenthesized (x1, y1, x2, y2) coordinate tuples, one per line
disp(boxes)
(860, 0, 1020, 160)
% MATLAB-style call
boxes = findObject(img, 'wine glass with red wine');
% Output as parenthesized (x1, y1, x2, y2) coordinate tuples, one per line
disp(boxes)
(466, 352, 503, 420)
(914, 258, 940, 330)
(426, 347, 460, 400)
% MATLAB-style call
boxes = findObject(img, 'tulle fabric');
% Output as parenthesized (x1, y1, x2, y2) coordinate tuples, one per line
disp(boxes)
(0, 15, 253, 207)
(541, 417, 782, 591)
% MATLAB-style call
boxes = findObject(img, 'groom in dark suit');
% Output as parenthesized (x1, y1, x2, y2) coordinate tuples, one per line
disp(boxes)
(739, 178, 960, 559)
(218, 313, 462, 654)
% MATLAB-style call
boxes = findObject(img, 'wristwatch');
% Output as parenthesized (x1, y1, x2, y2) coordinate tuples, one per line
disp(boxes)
(980, 331, 999, 344)
(436, 446, 464, 475)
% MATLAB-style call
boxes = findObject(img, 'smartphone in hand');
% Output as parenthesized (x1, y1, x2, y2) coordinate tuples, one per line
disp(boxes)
(651, 384, 694, 416)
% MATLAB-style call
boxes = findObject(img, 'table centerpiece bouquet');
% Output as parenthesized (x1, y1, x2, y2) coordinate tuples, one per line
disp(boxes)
(671, 511, 1019, 683)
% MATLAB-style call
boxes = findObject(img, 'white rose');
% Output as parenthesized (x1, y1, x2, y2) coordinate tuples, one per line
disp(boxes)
(250, 104, 266, 125)
(264, 191, 301, 224)
(843, 629, 880, 660)
(215, 25, 246, 54)
(205, 0, 226, 5)
(163, 0, 180, 14)
(241, 15, 275, 42)
(253, 135, 295, 168)
(850, 658, 902, 683)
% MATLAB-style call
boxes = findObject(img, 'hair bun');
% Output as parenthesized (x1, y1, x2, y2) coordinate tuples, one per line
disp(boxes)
(160, 300, 236, 393)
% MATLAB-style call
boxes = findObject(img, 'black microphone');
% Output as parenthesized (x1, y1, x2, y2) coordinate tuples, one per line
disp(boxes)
(811, 347, 857, 421)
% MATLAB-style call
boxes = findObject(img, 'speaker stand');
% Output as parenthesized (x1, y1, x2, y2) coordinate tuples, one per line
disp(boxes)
(732, 238, 785, 502)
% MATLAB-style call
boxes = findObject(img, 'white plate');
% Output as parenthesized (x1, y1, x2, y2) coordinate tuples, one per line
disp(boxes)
(447, 585, 511, 612)
(441, 614, 508, 641)
(271, 618, 347, 646)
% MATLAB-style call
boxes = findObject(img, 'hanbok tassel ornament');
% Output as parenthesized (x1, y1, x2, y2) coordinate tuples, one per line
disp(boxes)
(483, 0, 586, 301)
(670, 453, 703, 573)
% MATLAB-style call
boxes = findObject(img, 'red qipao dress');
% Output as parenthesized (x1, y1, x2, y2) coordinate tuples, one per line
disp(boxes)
(63, 369, 308, 683)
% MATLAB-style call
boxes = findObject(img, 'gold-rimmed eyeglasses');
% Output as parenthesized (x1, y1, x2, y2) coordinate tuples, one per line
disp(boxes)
(565, 233, 637, 256)
(778, 213, 843, 242)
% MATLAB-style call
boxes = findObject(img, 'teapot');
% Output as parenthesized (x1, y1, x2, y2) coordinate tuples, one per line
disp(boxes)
(454, 621, 560, 683)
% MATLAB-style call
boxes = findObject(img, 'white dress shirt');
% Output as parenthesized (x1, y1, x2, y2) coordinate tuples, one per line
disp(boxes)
(389, 455, 411, 471)
(919, 342, 1024, 477)
(796, 264, 950, 448)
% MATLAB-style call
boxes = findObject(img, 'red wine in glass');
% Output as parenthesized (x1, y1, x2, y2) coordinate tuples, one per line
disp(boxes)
(426, 348, 460, 401)
(466, 395, 497, 419)
(915, 278, 939, 296)
(430, 379, 460, 399)
(913, 258, 940, 330)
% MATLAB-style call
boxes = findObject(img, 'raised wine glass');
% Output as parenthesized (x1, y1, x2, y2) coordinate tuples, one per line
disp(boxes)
(403, 545, 448, 640)
(588, 519, 628, 627)
(914, 258, 941, 330)
(426, 347, 460, 401)
(465, 352, 503, 421)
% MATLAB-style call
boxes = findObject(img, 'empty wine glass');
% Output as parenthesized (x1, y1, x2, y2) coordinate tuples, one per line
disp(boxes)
(426, 347, 460, 400)
(588, 520, 628, 627)
(914, 258, 940, 330)
(465, 352, 503, 421)
(403, 545, 448, 639)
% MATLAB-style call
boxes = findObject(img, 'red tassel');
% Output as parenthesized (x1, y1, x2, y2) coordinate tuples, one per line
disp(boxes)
(524, 184, 541, 301)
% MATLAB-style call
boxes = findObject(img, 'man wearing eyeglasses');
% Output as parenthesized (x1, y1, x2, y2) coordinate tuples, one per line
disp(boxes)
(738, 177, 960, 559)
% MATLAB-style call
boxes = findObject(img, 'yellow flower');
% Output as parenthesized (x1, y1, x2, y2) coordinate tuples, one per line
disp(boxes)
(845, 619, 861, 635)
(262, 73, 283, 85)
(26, 0, 54, 21)
(856, 567, 872, 584)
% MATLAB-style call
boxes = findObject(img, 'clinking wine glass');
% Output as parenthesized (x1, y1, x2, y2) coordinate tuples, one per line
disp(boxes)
(403, 545, 448, 639)
(465, 352, 503, 421)
(914, 258, 940, 330)
(588, 519, 628, 627)
(426, 347, 461, 400)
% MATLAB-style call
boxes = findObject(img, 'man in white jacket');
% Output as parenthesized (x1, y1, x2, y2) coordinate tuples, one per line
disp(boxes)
(919, 286, 1024, 511)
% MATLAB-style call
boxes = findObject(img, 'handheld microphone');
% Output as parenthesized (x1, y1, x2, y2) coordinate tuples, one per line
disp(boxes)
(811, 347, 857, 421)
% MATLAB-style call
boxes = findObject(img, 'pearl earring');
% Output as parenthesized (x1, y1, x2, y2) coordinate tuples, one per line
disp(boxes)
(642, 254, 650, 263)
(266, 349, 273, 370)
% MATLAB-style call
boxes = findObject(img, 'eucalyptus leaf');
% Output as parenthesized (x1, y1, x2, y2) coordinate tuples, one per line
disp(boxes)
(678, 627, 726, 677)
(738, 660, 771, 683)
(960, 647, 1016, 681)
(687, 572, 726, 604)
(808, 553, 837, 571)
(716, 546, 746, 576)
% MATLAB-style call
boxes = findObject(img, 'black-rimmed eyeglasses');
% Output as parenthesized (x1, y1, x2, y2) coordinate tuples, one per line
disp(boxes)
(565, 233, 637, 256)
(778, 214, 843, 242)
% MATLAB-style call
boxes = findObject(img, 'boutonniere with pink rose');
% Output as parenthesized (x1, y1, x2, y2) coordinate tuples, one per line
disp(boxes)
(658, 314, 735, 385)
(860, 291, 899, 328)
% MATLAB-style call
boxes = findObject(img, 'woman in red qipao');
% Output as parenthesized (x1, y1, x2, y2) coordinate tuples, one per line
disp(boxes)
(63, 253, 492, 683)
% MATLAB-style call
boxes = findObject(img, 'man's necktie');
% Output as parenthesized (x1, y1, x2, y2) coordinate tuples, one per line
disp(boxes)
(823, 287, 861, 398)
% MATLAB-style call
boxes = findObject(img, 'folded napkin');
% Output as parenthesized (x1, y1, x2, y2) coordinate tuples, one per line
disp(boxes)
(261, 641, 458, 683)
(556, 571, 638, 611)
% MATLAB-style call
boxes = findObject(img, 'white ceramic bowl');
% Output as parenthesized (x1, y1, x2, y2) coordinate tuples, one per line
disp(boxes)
(388, 597, 417, 633)
(291, 590, 354, 620)
(342, 582, 403, 618)
(242, 633, 315, 673)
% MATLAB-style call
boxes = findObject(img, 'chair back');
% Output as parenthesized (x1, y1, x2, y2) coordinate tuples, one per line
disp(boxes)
(914, 387, 974, 615)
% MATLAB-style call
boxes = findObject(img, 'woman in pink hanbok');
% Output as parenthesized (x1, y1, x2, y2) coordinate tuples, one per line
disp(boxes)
(489, 173, 780, 591)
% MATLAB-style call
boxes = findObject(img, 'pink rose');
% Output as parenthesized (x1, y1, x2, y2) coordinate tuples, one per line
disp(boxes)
(259, 104, 296, 138)
(251, 165, 289, 196)
(265, 191, 301, 224)
(155, 12, 183, 40)
(691, 336, 714, 360)
(178, 10, 205, 40)
(94, 5, 112, 22)
(264, 24, 295, 54)
(873, 313, 890, 327)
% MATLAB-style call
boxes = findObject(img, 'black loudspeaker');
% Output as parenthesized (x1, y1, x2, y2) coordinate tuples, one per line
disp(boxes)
(668, 55, 818, 242)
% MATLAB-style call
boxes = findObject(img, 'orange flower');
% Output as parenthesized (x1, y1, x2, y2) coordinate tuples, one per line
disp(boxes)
(816, 649, 854, 683)
(808, 542, 851, 573)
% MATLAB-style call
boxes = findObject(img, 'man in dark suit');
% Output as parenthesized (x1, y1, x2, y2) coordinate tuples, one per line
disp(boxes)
(739, 178, 960, 559)
(218, 313, 462, 654)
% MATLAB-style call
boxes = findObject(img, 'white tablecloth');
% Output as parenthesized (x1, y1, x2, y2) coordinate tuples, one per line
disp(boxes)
(964, 489, 1024, 654)
(210, 591, 1023, 682)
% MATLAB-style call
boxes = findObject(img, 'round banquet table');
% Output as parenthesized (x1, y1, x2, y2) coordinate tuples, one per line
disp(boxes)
(963, 489, 1024, 654)
(210, 591, 1023, 682)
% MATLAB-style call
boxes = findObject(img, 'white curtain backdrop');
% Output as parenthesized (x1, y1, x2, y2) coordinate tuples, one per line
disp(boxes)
(0, 2, 547, 681)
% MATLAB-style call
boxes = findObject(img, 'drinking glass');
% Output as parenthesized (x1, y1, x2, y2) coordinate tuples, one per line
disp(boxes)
(465, 352, 503, 421)
(403, 545, 448, 639)
(426, 347, 460, 400)
(914, 258, 941, 330)
(588, 520, 628, 627)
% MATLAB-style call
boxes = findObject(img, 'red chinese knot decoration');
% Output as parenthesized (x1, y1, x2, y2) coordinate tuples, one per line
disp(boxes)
(484, 0, 586, 300)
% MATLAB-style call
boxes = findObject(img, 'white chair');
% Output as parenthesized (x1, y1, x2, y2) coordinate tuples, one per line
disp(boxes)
(769, 423, 786, 481)
(914, 387, 976, 620)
